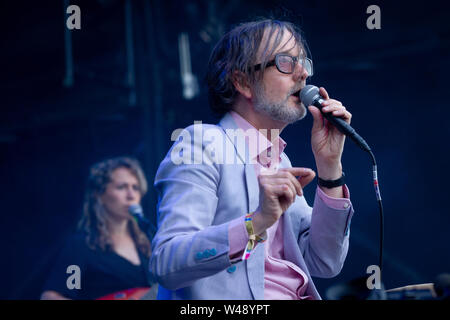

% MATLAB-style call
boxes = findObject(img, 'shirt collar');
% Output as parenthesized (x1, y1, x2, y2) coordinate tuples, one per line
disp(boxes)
(229, 111, 287, 161)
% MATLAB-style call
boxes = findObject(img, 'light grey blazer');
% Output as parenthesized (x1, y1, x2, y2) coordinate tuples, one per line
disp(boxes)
(150, 113, 354, 300)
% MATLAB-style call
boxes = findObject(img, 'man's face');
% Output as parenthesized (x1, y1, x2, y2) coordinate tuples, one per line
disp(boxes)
(252, 29, 309, 124)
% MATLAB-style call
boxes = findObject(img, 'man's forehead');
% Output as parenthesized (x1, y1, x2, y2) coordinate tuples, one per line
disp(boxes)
(258, 27, 304, 58)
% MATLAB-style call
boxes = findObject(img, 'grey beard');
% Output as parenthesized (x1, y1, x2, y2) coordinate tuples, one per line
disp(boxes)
(253, 88, 307, 124)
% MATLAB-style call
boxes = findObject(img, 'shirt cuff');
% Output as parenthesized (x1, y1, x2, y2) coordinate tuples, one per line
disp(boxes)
(316, 184, 352, 210)
(228, 216, 249, 263)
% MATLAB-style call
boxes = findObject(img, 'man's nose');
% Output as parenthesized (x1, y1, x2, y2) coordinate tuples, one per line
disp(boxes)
(293, 61, 309, 82)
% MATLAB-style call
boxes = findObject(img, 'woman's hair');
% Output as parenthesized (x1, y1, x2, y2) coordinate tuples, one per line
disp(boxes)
(206, 18, 307, 116)
(78, 157, 151, 257)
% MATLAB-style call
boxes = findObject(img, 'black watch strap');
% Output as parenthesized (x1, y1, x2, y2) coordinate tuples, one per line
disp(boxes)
(318, 172, 346, 188)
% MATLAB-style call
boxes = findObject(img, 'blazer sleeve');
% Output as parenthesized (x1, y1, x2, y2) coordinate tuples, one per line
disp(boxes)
(149, 125, 235, 290)
(298, 186, 354, 278)
(281, 153, 354, 278)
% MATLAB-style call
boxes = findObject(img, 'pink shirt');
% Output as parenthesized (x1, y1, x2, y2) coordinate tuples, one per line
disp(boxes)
(227, 111, 351, 300)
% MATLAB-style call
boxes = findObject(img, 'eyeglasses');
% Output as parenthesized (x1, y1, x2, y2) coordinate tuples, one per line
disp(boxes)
(252, 54, 313, 76)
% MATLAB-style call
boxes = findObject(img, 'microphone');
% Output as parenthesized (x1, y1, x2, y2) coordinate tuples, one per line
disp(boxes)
(302, 86, 385, 280)
(300, 85, 372, 152)
(129, 204, 155, 238)
(129, 203, 145, 219)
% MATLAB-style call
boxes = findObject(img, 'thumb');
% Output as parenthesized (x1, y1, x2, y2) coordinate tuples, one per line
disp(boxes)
(308, 105, 324, 132)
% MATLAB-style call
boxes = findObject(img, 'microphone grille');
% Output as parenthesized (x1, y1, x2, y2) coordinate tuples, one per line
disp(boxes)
(128, 204, 143, 218)
(300, 85, 320, 107)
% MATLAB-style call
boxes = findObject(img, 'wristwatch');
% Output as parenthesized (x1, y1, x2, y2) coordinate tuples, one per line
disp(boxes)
(318, 172, 346, 188)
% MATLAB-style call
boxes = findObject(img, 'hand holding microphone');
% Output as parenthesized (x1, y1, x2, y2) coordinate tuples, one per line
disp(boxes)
(301, 85, 373, 198)
(301, 85, 371, 153)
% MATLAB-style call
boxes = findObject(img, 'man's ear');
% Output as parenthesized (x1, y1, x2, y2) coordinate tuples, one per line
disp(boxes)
(231, 70, 253, 99)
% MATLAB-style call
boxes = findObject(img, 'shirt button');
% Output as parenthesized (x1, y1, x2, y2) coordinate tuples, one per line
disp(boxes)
(343, 202, 349, 209)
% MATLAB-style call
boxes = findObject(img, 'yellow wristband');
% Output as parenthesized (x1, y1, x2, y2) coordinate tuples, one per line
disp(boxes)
(245, 213, 256, 241)
(244, 213, 267, 243)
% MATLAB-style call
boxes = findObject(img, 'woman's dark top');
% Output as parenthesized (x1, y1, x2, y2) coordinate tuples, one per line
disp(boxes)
(42, 233, 153, 300)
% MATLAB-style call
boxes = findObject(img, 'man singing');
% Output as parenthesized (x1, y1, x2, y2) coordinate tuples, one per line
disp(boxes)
(150, 19, 354, 300)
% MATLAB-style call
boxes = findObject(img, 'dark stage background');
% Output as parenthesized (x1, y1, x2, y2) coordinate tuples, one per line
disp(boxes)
(1, 0, 449, 299)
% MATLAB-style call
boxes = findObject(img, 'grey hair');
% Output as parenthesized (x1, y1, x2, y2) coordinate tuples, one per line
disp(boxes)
(206, 19, 308, 116)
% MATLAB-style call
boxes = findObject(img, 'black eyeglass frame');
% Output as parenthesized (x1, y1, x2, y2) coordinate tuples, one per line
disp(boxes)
(251, 54, 313, 76)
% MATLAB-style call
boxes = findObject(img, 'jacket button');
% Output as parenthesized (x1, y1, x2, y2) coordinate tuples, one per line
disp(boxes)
(227, 265, 237, 273)
(209, 248, 217, 256)
(202, 250, 210, 258)
(195, 252, 203, 260)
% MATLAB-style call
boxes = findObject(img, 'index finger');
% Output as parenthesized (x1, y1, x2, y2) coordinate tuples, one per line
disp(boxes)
(319, 87, 330, 100)
(280, 167, 316, 188)
(280, 167, 314, 178)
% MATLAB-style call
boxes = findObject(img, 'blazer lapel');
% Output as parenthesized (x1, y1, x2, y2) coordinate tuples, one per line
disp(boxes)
(219, 113, 263, 299)
(219, 113, 259, 213)
(243, 163, 264, 299)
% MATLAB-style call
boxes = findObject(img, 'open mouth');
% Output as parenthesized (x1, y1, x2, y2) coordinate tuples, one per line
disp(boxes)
(291, 89, 302, 100)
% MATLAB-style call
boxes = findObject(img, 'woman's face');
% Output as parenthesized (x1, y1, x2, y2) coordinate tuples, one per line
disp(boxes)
(100, 167, 141, 220)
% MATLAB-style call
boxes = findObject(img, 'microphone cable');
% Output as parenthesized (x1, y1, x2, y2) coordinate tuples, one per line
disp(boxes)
(301, 84, 385, 282)
(367, 149, 384, 282)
